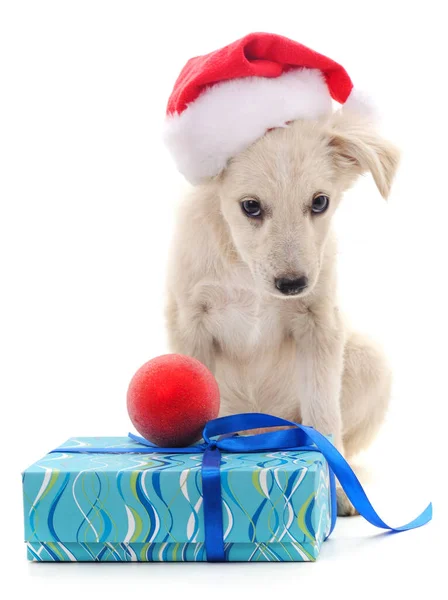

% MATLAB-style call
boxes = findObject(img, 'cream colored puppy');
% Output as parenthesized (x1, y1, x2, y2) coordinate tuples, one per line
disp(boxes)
(165, 112, 399, 515)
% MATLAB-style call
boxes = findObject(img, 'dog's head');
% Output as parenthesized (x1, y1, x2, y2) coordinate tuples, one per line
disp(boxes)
(216, 112, 400, 298)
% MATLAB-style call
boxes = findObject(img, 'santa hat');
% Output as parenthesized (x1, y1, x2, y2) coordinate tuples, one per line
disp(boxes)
(164, 32, 372, 184)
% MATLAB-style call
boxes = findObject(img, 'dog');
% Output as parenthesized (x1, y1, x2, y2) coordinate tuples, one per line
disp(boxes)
(165, 110, 399, 515)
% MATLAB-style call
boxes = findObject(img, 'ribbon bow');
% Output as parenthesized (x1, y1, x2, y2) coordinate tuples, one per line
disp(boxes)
(51, 413, 432, 562)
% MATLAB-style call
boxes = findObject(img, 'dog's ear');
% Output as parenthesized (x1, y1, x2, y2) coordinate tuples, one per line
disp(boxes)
(328, 115, 400, 199)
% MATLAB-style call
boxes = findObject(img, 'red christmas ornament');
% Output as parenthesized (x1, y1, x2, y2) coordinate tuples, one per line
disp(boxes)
(126, 354, 220, 447)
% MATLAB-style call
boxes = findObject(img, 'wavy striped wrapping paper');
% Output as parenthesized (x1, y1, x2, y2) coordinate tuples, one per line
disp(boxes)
(22, 436, 332, 562)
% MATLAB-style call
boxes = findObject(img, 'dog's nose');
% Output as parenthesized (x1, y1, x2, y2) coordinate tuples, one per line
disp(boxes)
(274, 275, 308, 295)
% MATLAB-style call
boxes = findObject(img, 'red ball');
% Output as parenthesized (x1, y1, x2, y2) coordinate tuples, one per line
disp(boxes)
(126, 354, 220, 447)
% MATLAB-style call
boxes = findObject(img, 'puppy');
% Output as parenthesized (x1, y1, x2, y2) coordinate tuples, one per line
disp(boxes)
(165, 111, 399, 515)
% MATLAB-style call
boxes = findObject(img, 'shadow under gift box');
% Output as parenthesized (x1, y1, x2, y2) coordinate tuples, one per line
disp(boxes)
(22, 436, 333, 562)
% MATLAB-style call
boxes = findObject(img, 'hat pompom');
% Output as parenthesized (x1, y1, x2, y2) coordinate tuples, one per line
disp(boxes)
(342, 88, 377, 121)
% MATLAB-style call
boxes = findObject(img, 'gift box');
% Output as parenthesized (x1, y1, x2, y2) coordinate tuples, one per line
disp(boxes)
(22, 435, 335, 563)
(22, 413, 432, 563)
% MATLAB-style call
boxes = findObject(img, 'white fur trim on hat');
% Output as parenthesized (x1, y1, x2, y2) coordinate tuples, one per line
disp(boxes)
(163, 69, 332, 185)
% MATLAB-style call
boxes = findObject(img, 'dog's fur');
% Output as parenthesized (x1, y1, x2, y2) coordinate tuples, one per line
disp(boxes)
(165, 111, 400, 515)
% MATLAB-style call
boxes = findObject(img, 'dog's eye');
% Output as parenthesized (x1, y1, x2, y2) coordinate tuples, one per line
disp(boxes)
(311, 194, 330, 214)
(241, 198, 262, 218)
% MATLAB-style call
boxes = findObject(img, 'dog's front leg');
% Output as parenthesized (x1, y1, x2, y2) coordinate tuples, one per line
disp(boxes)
(168, 284, 221, 375)
(292, 305, 355, 516)
(293, 304, 345, 448)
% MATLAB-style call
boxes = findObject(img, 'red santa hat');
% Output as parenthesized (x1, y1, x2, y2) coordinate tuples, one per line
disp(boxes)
(164, 32, 372, 184)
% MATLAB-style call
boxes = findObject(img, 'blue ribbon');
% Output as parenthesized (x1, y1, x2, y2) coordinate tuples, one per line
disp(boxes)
(50, 413, 432, 561)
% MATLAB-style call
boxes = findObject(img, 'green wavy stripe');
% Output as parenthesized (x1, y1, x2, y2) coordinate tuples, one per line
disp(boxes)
(46, 541, 65, 561)
(23, 487, 39, 541)
(251, 469, 266, 497)
(94, 473, 119, 542)
(163, 479, 189, 544)
(41, 469, 60, 503)
(129, 506, 143, 542)
(265, 471, 297, 560)
(227, 472, 257, 542)
(267, 471, 287, 540)
(172, 542, 180, 561)
(297, 492, 315, 542)
(140, 543, 150, 561)
(128, 472, 144, 542)
(81, 473, 103, 543)
(27, 469, 60, 542)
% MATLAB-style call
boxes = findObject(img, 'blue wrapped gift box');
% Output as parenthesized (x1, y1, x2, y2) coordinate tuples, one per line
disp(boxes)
(22, 413, 432, 562)
(22, 436, 334, 562)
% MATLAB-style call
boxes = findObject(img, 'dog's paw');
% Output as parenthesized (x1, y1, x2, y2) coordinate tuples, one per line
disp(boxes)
(243, 426, 294, 436)
(336, 485, 358, 517)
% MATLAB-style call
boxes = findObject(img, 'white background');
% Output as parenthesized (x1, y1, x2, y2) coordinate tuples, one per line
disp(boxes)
(1, 1, 447, 598)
